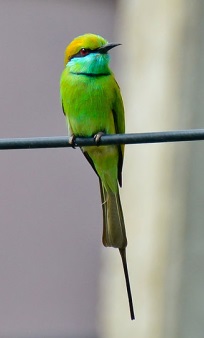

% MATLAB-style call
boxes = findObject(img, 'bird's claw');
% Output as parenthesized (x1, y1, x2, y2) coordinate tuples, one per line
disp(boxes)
(69, 135, 76, 149)
(94, 131, 105, 145)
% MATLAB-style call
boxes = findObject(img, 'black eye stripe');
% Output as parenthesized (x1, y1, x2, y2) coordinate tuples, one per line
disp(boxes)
(69, 47, 99, 61)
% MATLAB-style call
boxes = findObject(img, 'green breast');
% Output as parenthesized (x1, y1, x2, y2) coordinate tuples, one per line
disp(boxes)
(60, 70, 117, 137)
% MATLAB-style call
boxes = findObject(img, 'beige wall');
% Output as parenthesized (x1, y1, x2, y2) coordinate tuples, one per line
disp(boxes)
(101, 1, 204, 338)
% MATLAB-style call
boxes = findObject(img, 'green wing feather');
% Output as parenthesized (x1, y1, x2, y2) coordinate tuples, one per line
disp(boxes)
(112, 79, 125, 187)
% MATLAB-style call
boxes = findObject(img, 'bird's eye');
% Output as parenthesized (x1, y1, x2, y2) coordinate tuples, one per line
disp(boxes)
(80, 48, 89, 56)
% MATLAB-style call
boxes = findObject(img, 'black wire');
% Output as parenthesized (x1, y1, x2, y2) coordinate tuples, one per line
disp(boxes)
(0, 129, 204, 150)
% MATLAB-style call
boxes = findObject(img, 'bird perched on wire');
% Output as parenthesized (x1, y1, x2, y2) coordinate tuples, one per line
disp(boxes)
(60, 33, 134, 320)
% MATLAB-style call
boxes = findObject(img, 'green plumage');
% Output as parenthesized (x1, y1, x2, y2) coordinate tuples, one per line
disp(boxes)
(60, 34, 134, 319)
(60, 44, 126, 248)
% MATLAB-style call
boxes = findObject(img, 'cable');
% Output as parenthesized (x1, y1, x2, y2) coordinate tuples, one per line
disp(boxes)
(0, 129, 204, 150)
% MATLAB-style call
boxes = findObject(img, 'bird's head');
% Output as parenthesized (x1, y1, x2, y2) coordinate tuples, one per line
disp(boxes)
(64, 33, 121, 75)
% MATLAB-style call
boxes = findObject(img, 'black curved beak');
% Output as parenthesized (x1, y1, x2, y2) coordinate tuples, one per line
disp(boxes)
(96, 43, 122, 54)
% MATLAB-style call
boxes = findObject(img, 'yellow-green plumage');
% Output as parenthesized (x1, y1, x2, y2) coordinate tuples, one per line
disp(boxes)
(60, 33, 134, 319)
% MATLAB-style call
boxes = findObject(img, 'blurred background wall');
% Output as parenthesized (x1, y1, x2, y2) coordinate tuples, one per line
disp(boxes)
(0, 1, 116, 337)
(0, 1, 204, 338)
(101, 1, 204, 338)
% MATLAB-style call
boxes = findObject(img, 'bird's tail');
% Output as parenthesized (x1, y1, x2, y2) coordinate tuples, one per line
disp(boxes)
(99, 179, 135, 320)
(99, 179, 127, 249)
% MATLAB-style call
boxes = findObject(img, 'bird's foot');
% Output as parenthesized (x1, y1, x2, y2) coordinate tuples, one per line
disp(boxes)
(94, 131, 105, 145)
(69, 135, 76, 149)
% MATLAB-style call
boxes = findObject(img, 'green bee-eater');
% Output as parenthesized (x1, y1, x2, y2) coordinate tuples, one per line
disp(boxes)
(60, 33, 134, 320)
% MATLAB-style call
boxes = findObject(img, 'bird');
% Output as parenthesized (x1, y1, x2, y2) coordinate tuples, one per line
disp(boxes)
(60, 33, 135, 320)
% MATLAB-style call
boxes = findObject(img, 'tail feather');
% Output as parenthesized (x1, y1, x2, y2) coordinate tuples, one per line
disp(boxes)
(120, 248, 135, 320)
(99, 179, 127, 249)
(99, 179, 135, 319)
